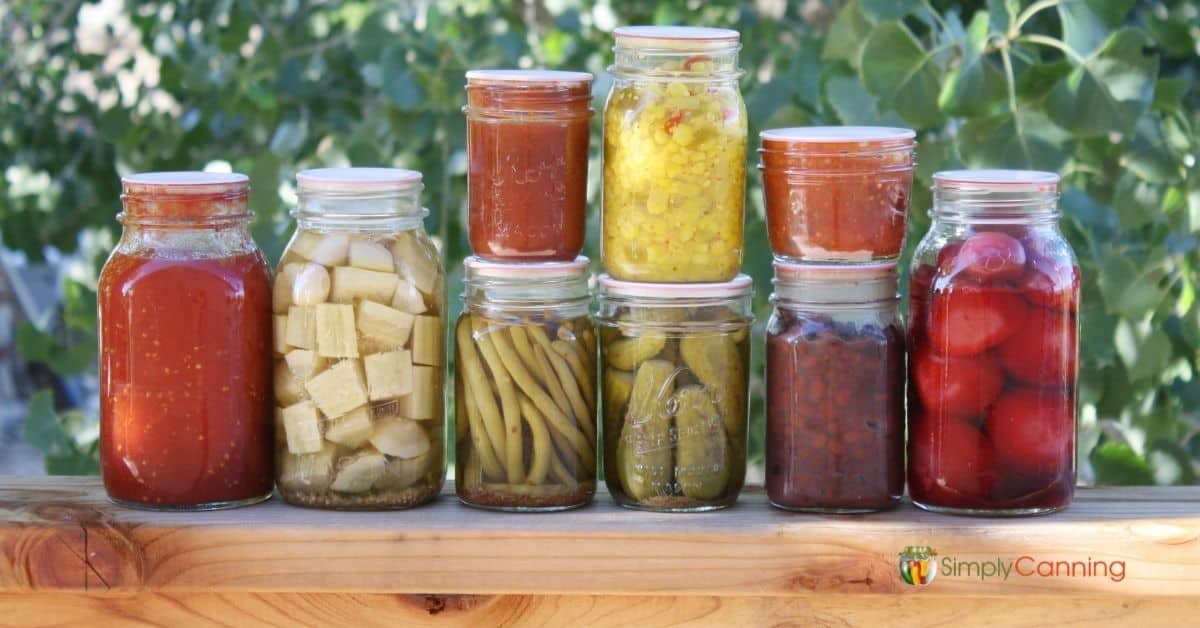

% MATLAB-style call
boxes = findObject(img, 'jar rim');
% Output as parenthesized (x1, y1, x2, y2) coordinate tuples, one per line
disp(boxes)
(598, 273, 752, 298)
(296, 167, 422, 195)
(772, 260, 898, 280)
(464, 256, 589, 279)
(613, 25, 740, 52)
(933, 169, 1059, 191)
(465, 69, 593, 86)
(760, 126, 915, 145)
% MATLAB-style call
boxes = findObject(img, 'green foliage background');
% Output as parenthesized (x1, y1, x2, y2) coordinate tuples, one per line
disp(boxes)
(2, 0, 1197, 484)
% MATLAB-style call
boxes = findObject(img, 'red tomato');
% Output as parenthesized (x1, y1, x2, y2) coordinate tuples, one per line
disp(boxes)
(953, 232, 1027, 280)
(1021, 259, 1080, 312)
(997, 306, 1077, 387)
(985, 388, 1074, 476)
(930, 283, 1028, 357)
(912, 346, 1004, 421)
(908, 264, 935, 342)
(909, 410, 996, 503)
(664, 110, 684, 133)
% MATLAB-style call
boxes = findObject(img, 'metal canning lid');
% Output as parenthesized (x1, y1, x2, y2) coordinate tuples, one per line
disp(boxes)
(760, 126, 915, 144)
(296, 167, 423, 194)
(933, 169, 1059, 192)
(465, 69, 593, 85)
(613, 25, 740, 50)
(464, 255, 589, 279)
(598, 273, 753, 299)
(121, 171, 249, 198)
(772, 261, 898, 303)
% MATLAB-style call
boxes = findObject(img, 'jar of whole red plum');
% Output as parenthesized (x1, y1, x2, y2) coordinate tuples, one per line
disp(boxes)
(465, 70, 593, 262)
(758, 127, 915, 262)
(766, 261, 904, 512)
(99, 172, 274, 510)
(908, 170, 1079, 516)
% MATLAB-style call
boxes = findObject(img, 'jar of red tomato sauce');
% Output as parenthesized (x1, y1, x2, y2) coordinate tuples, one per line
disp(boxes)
(759, 127, 915, 262)
(465, 70, 593, 262)
(99, 172, 274, 510)
(765, 261, 904, 513)
(908, 170, 1079, 516)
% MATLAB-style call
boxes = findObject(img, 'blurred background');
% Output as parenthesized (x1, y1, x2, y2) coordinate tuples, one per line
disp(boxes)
(0, 0, 1197, 484)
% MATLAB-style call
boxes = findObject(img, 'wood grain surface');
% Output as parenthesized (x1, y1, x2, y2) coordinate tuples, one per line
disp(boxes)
(1, 477, 1197, 599)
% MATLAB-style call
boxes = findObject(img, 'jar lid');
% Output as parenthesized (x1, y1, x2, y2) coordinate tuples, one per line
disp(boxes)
(598, 273, 752, 298)
(760, 126, 916, 153)
(613, 25, 740, 50)
(772, 261, 898, 303)
(296, 167, 422, 194)
(465, 69, 593, 86)
(121, 171, 249, 198)
(464, 256, 589, 279)
(933, 169, 1059, 192)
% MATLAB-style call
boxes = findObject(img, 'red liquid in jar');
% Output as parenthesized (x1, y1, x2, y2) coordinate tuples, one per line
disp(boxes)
(99, 251, 274, 507)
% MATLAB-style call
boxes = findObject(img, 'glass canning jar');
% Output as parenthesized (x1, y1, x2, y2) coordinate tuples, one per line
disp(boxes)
(464, 70, 593, 262)
(602, 26, 748, 282)
(908, 170, 1079, 516)
(272, 167, 447, 510)
(99, 172, 274, 510)
(765, 261, 904, 513)
(596, 275, 753, 512)
(454, 256, 596, 511)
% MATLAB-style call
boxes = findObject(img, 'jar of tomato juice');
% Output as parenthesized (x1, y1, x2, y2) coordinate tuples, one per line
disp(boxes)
(99, 172, 274, 510)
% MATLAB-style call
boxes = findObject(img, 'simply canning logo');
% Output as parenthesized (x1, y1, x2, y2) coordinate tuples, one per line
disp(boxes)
(898, 547, 1127, 586)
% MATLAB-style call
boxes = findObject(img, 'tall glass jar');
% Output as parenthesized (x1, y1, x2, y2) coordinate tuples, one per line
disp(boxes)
(99, 172, 274, 510)
(765, 262, 904, 513)
(454, 256, 596, 511)
(908, 170, 1079, 516)
(596, 275, 753, 511)
(272, 168, 447, 510)
(464, 69, 593, 262)
(602, 26, 747, 282)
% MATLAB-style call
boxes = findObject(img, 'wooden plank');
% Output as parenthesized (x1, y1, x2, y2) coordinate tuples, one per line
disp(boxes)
(2, 593, 1199, 627)
(0, 477, 1197, 597)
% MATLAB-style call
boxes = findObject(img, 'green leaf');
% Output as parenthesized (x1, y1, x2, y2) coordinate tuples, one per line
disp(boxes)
(1113, 172, 1164, 228)
(1091, 441, 1155, 485)
(22, 390, 70, 456)
(1043, 28, 1159, 137)
(1056, 0, 1134, 55)
(1098, 254, 1167, 318)
(1151, 77, 1190, 112)
(381, 46, 425, 109)
(45, 452, 100, 476)
(15, 321, 52, 363)
(821, 67, 906, 126)
(937, 12, 1006, 116)
(956, 110, 1067, 170)
(1113, 318, 1170, 381)
(1147, 439, 1197, 485)
(860, 0, 920, 20)
(859, 21, 945, 128)
(822, 0, 873, 66)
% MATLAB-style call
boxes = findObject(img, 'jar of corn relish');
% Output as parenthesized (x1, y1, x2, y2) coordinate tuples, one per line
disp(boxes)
(602, 26, 748, 282)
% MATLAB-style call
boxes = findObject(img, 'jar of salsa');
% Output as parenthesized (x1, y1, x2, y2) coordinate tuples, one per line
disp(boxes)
(765, 261, 904, 513)
(759, 127, 915, 262)
(596, 275, 753, 511)
(908, 170, 1079, 516)
(273, 168, 447, 510)
(602, 26, 747, 282)
(99, 172, 274, 510)
(465, 70, 593, 262)
(454, 256, 596, 511)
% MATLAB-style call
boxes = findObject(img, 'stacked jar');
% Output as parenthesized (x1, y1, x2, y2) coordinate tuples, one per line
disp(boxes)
(758, 127, 917, 512)
(599, 26, 753, 512)
(455, 69, 598, 511)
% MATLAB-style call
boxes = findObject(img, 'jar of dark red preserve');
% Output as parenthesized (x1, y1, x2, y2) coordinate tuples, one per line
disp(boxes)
(765, 261, 904, 512)
(908, 170, 1079, 516)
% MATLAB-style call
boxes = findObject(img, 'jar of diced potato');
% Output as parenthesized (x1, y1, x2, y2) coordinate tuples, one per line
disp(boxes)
(596, 275, 753, 512)
(272, 168, 446, 510)
(455, 256, 596, 511)
(602, 26, 747, 282)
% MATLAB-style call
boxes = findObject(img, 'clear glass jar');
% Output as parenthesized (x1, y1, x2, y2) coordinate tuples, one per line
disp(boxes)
(454, 256, 596, 511)
(602, 26, 748, 282)
(596, 275, 753, 512)
(758, 127, 915, 262)
(464, 70, 593, 262)
(99, 172, 274, 510)
(908, 170, 1079, 516)
(765, 262, 904, 513)
(272, 168, 447, 510)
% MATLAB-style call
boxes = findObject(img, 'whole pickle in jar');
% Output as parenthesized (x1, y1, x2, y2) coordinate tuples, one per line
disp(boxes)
(606, 333, 667, 371)
(680, 334, 745, 434)
(602, 368, 635, 476)
(616, 359, 676, 501)
(673, 386, 730, 500)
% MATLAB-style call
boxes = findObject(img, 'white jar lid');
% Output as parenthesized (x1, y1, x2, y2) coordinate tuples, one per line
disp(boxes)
(598, 273, 752, 299)
(296, 167, 422, 194)
(613, 25, 740, 51)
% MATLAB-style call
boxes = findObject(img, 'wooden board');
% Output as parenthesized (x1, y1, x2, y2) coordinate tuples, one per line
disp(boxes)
(1, 477, 1198, 599)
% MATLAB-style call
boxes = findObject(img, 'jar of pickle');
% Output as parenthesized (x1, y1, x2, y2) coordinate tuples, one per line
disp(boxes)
(464, 69, 593, 262)
(272, 168, 447, 510)
(908, 170, 1079, 516)
(454, 256, 596, 511)
(596, 275, 752, 511)
(602, 26, 748, 282)
(100, 172, 274, 510)
(758, 126, 915, 262)
(765, 262, 904, 513)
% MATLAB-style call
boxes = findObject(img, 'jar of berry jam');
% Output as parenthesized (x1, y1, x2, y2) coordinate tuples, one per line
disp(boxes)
(907, 170, 1080, 516)
(765, 262, 904, 513)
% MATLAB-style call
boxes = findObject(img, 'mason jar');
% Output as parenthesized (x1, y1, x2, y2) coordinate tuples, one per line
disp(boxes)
(602, 26, 748, 282)
(272, 167, 447, 510)
(99, 172, 274, 510)
(464, 69, 593, 262)
(596, 275, 753, 512)
(908, 170, 1079, 516)
(454, 256, 596, 511)
(765, 261, 904, 513)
